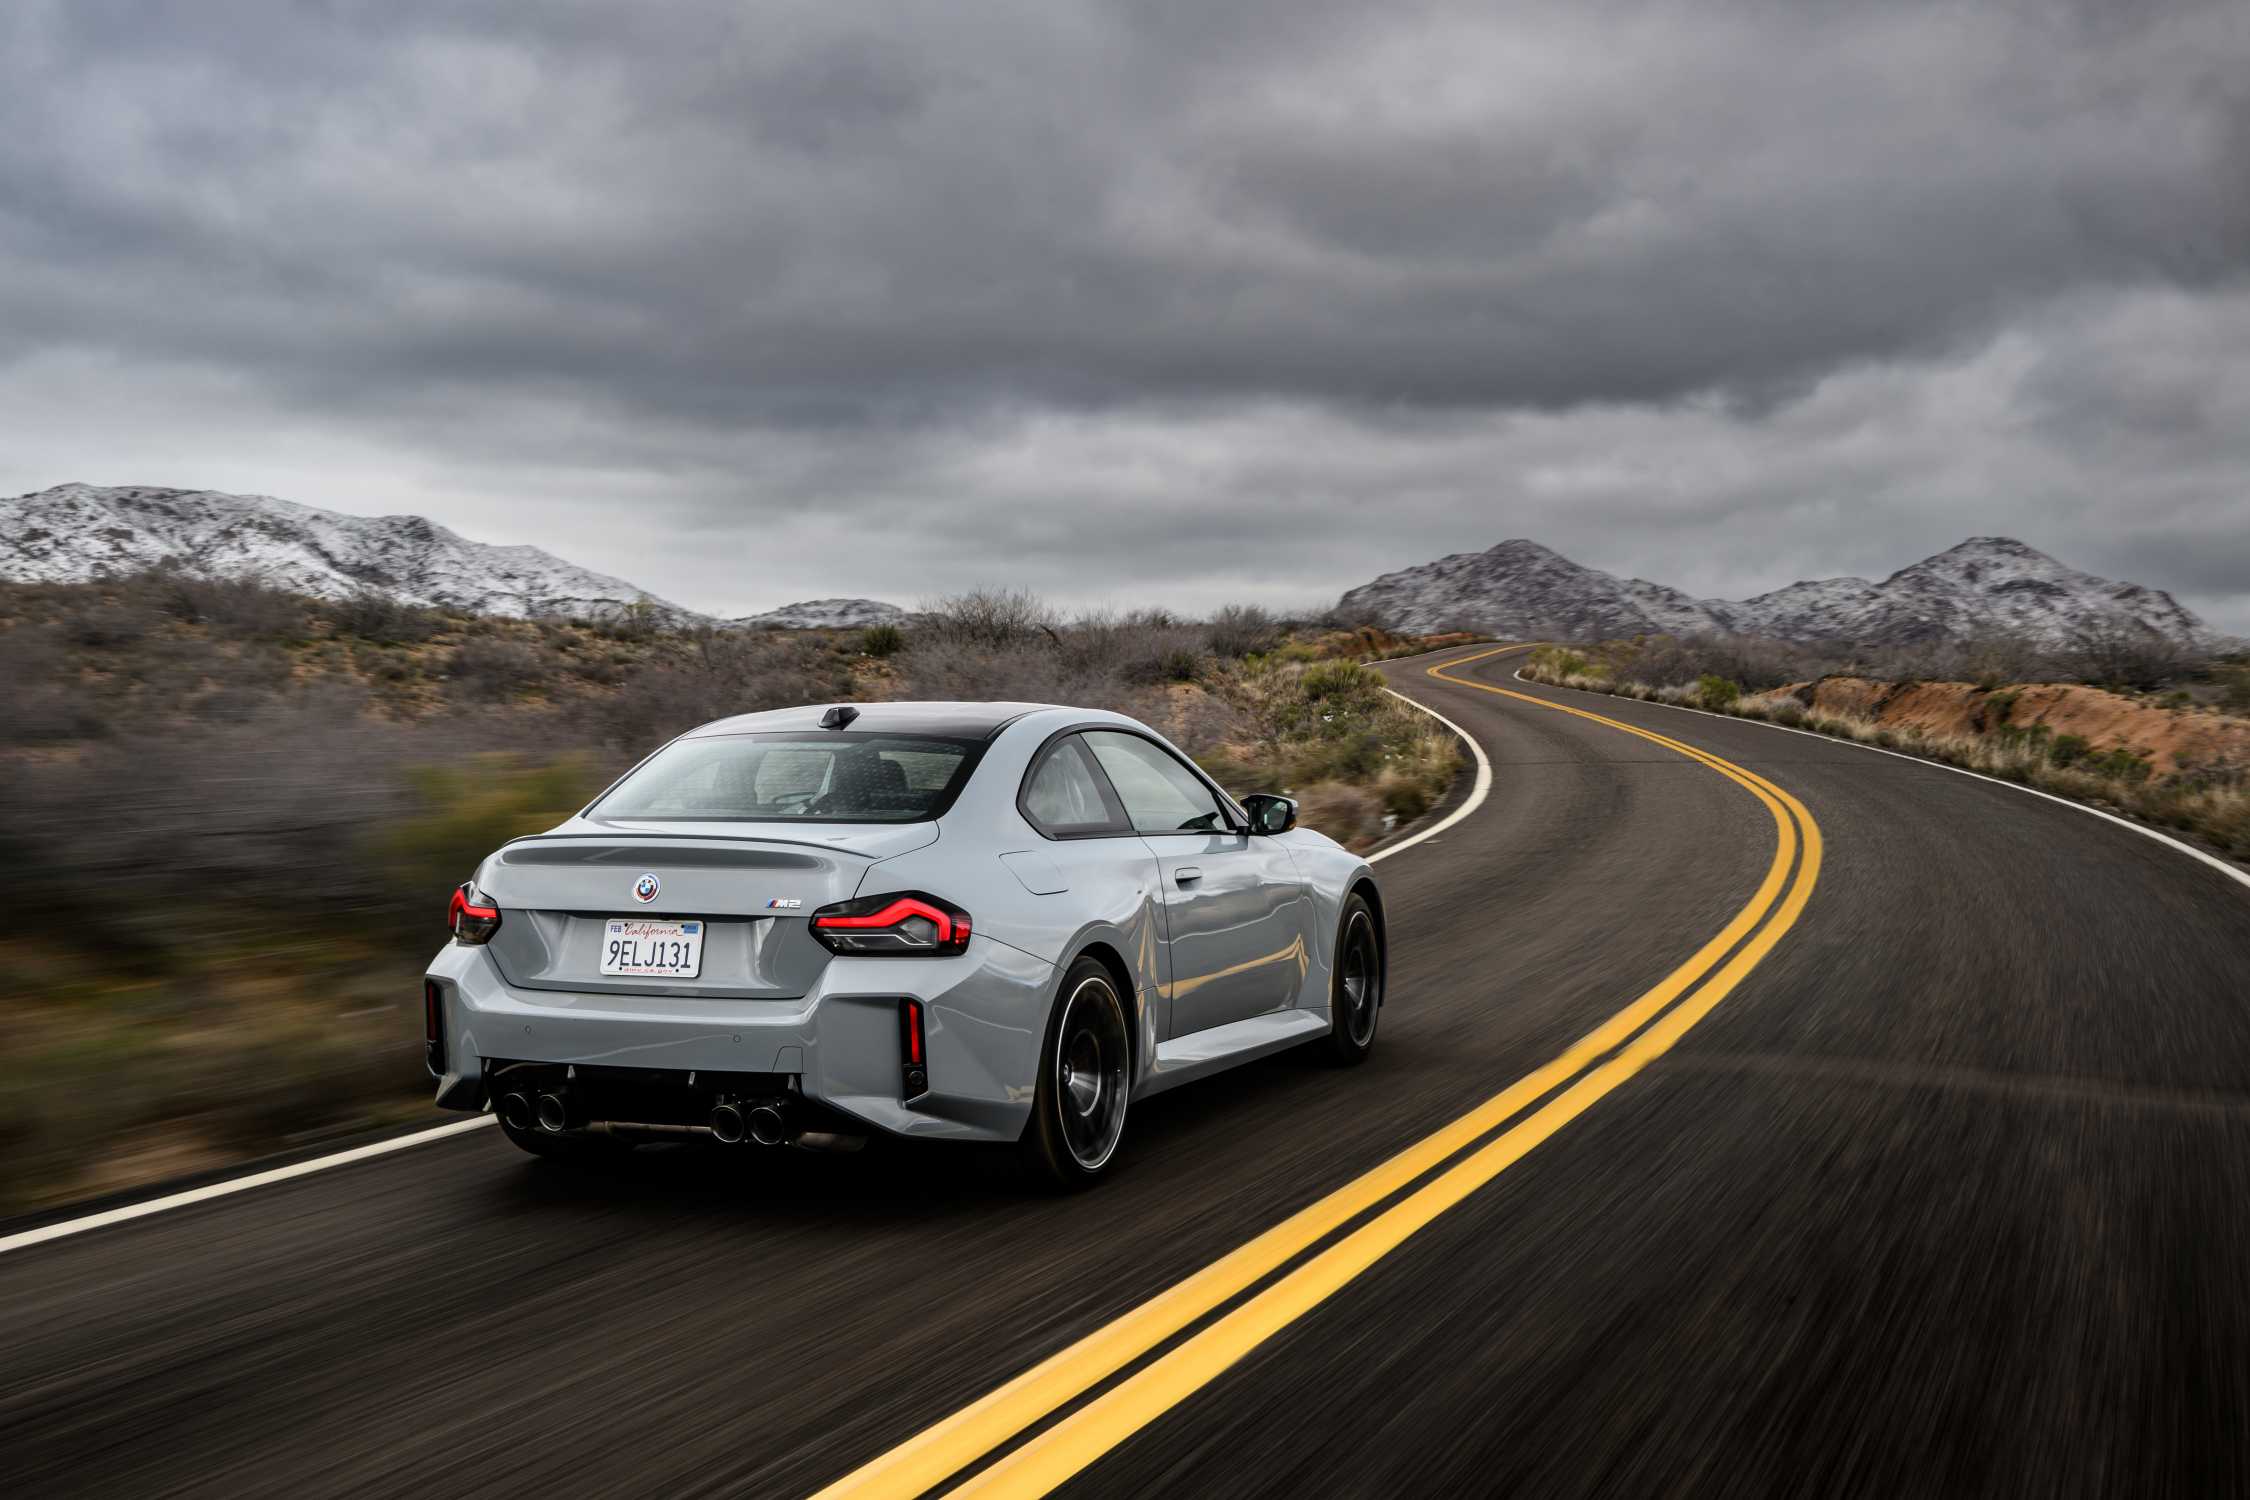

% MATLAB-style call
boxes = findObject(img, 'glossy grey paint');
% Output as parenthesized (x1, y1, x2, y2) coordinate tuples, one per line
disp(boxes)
(426, 701, 1379, 1144)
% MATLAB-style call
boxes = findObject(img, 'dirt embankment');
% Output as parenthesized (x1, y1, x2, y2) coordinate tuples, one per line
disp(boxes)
(1780, 677, 2250, 777)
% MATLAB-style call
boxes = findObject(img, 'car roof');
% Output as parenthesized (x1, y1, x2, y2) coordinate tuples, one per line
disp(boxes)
(685, 700, 1062, 741)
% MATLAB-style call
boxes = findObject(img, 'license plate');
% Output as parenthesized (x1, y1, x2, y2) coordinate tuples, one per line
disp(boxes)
(600, 918, 704, 978)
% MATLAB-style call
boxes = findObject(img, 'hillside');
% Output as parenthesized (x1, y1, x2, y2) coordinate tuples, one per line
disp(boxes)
(0, 483, 908, 630)
(1340, 536, 2210, 646)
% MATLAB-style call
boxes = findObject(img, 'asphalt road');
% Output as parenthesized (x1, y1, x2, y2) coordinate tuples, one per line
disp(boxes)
(6, 646, 2249, 1498)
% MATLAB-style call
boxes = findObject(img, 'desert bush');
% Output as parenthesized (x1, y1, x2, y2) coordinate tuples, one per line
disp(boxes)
(2062, 617, 2202, 691)
(1857, 633, 2054, 688)
(144, 568, 310, 639)
(61, 600, 161, 648)
(1206, 603, 1281, 659)
(323, 589, 444, 645)
(918, 587, 1055, 651)
(1531, 658, 2241, 854)
(1532, 646, 1593, 680)
(861, 622, 907, 658)
(1291, 780, 1386, 846)
(1733, 691, 1808, 727)
(0, 628, 116, 742)
(585, 630, 844, 751)
(900, 638, 1149, 719)
(1213, 657, 1460, 835)
(592, 597, 665, 643)
(1695, 674, 1741, 711)
(446, 637, 549, 701)
(1145, 645, 1208, 685)
(1057, 609, 1209, 686)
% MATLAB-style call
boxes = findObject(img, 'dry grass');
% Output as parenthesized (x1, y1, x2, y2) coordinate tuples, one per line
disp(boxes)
(1521, 650, 2250, 859)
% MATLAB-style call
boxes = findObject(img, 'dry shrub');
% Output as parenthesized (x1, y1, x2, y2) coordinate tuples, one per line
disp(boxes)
(917, 587, 1055, 650)
(1206, 603, 1281, 658)
(2061, 618, 2201, 690)
(143, 568, 310, 638)
(1520, 658, 2250, 858)
(445, 637, 550, 701)
(322, 589, 444, 645)
(1292, 781, 1385, 846)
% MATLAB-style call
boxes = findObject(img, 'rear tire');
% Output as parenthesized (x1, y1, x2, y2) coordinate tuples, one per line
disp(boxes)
(1324, 893, 1383, 1065)
(1019, 957, 1132, 1188)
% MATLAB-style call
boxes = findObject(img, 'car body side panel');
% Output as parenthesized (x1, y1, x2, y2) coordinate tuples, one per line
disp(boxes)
(1143, 828, 1312, 1039)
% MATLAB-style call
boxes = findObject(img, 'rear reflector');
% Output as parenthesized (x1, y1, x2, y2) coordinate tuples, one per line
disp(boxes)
(900, 999, 928, 1098)
(423, 980, 445, 1076)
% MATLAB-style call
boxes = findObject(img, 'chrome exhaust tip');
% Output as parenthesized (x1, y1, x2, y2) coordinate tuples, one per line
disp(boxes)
(498, 1092, 534, 1131)
(745, 1102, 789, 1147)
(709, 1102, 749, 1145)
(535, 1091, 572, 1133)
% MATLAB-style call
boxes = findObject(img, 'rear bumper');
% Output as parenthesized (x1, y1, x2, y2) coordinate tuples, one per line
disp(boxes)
(423, 936, 1054, 1143)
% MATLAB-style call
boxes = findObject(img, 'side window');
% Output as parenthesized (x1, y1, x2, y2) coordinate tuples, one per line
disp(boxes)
(1083, 731, 1228, 835)
(1022, 736, 1128, 836)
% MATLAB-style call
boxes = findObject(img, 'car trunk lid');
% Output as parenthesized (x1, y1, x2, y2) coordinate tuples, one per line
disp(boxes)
(473, 822, 930, 999)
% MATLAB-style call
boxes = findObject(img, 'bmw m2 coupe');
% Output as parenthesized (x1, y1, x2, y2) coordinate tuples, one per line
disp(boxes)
(423, 700, 1387, 1183)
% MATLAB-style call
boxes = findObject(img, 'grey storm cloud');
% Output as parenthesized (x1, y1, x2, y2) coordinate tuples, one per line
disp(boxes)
(2, 0, 2247, 626)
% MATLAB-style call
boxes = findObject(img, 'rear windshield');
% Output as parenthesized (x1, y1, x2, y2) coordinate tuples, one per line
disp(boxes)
(592, 732, 983, 823)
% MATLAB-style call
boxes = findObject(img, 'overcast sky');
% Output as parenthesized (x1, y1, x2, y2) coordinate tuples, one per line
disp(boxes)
(3, 1, 2247, 627)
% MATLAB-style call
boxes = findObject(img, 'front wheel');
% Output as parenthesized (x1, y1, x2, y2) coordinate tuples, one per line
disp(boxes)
(1020, 958, 1132, 1188)
(1324, 893, 1384, 1064)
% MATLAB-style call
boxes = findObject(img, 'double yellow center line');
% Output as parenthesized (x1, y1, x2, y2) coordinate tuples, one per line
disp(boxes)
(818, 644, 1822, 1499)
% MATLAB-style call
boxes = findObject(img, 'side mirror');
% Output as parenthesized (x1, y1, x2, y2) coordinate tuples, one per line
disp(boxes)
(1242, 793, 1297, 836)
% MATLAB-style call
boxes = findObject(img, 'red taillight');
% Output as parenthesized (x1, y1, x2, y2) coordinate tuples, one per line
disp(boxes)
(809, 892, 972, 956)
(449, 882, 501, 944)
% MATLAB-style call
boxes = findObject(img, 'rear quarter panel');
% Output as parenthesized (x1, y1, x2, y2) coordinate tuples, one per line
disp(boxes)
(856, 710, 1173, 1089)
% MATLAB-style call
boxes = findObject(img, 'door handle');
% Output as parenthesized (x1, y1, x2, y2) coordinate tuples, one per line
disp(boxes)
(1173, 867, 1202, 886)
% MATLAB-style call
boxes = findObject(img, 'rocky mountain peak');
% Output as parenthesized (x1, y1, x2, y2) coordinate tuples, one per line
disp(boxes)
(1337, 535, 2207, 646)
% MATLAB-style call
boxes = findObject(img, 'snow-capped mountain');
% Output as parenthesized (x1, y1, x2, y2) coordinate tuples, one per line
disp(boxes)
(727, 598, 908, 631)
(1339, 540, 1734, 640)
(1338, 536, 2208, 645)
(1, 483, 695, 621)
(1729, 537, 2209, 645)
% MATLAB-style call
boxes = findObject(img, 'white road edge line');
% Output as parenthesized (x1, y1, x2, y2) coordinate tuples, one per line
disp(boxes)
(0, 1116, 494, 1257)
(4, 665, 1501, 1257)
(1372, 685, 1494, 865)
(1513, 668, 2250, 897)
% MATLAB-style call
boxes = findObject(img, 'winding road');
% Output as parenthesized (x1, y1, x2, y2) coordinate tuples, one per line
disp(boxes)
(5, 645, 2249, 1497)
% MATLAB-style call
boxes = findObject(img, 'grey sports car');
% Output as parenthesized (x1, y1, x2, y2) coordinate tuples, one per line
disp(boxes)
(423, 700, 1387, 1183)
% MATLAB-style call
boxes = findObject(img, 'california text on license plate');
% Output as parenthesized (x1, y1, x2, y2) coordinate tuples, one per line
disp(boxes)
(601, 918, 704, 978)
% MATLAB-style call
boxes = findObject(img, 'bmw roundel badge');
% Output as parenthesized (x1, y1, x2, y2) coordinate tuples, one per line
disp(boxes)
(633, 872, 661, 903)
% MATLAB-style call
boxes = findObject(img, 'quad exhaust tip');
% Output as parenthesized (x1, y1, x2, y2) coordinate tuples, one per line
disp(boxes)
(746, 1103, 789, 1147)
(709, 1100, 791, 1146)
(709, 1102, 748, 1145)
(535, 1091, 572, 1133)
(498, 1092, 533, 1131)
